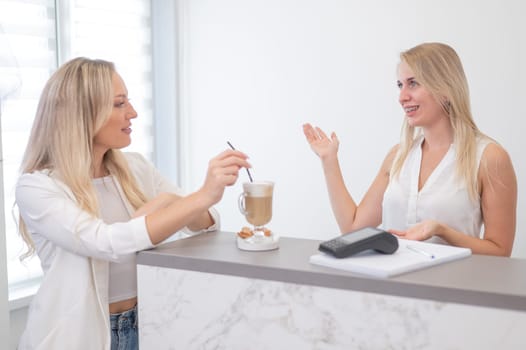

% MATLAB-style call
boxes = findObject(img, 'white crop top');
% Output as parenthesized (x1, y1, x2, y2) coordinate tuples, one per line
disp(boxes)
(93, 176, 137, 303)
(381, 135, 491, 244)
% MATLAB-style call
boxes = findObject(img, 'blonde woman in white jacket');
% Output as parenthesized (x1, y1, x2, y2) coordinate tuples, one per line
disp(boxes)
(15, 57, 251, 349)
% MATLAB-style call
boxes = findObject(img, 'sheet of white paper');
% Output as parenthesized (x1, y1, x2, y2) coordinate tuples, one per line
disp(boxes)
(310, 238, 471, 278)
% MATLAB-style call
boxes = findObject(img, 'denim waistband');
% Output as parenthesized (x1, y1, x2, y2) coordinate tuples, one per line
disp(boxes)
(110, 304, 138, 330)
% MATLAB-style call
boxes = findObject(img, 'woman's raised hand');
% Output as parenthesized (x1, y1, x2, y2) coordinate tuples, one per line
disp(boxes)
(302, 123, 339, 160)
(200, 149, 251, 205)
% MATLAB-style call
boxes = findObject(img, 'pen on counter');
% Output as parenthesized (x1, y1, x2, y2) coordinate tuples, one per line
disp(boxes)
(226, 141, 254, 182)
(406, 245, 435, 259)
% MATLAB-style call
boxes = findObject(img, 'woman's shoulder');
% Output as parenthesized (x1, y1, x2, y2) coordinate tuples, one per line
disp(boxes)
(121, 151, 162, 186)
(388, 143, 401, 156)
(121, 151, 179, 195)
(477, 138, 517, 201)
(477, 136, 515, 181)
(16, 170, 74, 202)
(123, 151, 149, 164)
(381, 143, 401, 175)
(480, 141, 512, 165)
(17, 169, 58, 187)
(122, 152, 155, 173)
(476, 135, 510, 162)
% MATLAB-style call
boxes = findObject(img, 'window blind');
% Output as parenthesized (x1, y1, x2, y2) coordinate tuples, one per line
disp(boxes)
(69, 0, 153, 159)
(1, 0, 154, 290)
(0, 0, 57, 287)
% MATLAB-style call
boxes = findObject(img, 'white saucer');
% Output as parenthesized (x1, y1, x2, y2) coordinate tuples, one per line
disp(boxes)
(237, 234, 280, 251)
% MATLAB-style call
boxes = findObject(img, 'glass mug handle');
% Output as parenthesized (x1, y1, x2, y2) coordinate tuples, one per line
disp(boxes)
(238, 192, 248, 215)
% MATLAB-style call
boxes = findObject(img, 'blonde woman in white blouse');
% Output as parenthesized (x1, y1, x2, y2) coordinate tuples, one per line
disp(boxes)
(303, 42, 517, 257)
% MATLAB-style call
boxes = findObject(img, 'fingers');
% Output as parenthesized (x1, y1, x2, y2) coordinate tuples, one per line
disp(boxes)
(315, 127, 329, 140)
(214, 152, 251, 171)
(388, 229, 406, 237)
(390, 227, 428, 241)
(209, 150, 250, 170)
(210, 164, 242, 183)
(197, 148, 253, 206)
(303, 123, 318, 143)
(214, 149, 249, 162)
(206, 149, 251, 188)
(303, 123, 333, 143)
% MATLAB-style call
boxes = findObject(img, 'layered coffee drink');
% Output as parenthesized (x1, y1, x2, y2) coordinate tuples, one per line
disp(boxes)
(245, 195, 272, 226)
(237, 181, 278, 251)
(238, 181, 274, 230)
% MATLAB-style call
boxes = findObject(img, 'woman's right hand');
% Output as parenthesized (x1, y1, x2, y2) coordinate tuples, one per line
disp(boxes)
(199, 149, 251, 205)
(302, 123, 339, 160)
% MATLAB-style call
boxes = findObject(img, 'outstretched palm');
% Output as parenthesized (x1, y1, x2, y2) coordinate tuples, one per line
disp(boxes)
(302, 123, 339, 160)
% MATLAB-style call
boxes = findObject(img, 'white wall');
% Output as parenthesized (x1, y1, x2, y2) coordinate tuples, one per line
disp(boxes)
(1, 104, 12, 347)
(178, 0, 526, 257)
(1, 193, 10, 349)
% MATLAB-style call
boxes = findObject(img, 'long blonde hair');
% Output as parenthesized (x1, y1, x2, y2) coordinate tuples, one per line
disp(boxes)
(391, 42, 488, 200)
(19, 57, 147, 259)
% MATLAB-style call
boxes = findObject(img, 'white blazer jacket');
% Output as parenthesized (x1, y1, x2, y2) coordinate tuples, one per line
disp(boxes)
(15, 153, 219, 349)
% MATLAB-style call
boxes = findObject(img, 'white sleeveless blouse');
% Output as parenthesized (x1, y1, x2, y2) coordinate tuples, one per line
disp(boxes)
(381, 135, 491, 244)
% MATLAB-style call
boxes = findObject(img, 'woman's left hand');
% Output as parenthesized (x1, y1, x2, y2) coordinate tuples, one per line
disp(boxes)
(389, 220, 442, 241)
(133, 193, 177, 218)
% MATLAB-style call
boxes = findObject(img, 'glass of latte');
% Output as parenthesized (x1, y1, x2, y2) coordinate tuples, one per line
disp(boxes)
(238, 181, 275, 247)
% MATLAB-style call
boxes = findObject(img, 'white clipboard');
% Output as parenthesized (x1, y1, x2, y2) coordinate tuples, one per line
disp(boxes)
(310, 238, 471, 278)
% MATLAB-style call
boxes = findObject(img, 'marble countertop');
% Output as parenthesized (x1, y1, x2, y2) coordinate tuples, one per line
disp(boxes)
(137, 231, 526, 311)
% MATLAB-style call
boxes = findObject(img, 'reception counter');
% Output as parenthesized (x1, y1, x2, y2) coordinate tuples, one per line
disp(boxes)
(137, 231, 526, 349)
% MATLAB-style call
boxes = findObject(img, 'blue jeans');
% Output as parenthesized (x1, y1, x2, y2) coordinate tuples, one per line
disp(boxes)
(110, 304, 138, 350)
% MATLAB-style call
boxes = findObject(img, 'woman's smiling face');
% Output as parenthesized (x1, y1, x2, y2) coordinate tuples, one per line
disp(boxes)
(93, 72, 137, 154)
(397, 61, 447, 128)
